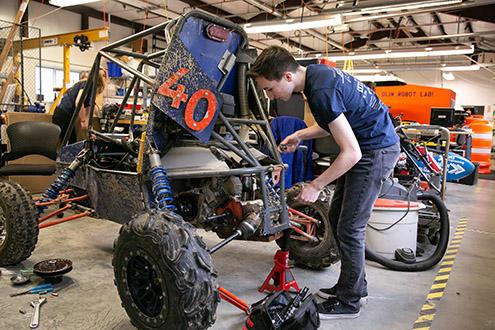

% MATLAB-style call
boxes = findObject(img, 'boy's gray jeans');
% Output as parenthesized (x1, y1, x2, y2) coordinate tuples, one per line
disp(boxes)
(329, 142, 400, 309)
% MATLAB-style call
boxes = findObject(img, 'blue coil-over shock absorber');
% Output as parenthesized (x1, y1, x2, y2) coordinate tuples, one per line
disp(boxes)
(42, 168, 75, 201)
(149, 152, 176, 212)
(37, 149, 87, 213)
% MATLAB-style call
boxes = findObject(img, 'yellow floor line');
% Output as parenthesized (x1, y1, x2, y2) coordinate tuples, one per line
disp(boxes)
(437, 266, 452, 272)
(435, 274, 450, 281)
(431, 283, 447, 290)
(412, 218, 468, 330)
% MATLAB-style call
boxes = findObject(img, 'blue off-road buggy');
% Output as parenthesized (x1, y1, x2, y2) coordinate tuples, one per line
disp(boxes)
(0, 11, 337, 329)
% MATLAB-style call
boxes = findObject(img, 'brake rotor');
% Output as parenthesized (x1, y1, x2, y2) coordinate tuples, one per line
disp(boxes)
(33, 258, 73, 284)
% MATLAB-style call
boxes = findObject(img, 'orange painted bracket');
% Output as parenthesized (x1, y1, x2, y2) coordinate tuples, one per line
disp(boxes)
(38, 204, 72, 224)
(288, 207, 319, 224)
(218, 287, 249, 314)
(39, 211, 90, 229)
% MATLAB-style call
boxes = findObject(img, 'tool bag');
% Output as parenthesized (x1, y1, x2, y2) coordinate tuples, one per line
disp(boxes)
(244, 288, 320, 330)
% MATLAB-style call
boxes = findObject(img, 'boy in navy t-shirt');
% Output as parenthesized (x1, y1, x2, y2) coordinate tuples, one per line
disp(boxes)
(248, 46, 400, 320)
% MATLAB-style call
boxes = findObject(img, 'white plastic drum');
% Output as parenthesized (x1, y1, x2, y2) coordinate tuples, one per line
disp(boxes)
(366, 198, 425, 259)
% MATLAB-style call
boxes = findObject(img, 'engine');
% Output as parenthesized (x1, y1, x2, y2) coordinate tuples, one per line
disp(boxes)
(164, 144, 284, 240)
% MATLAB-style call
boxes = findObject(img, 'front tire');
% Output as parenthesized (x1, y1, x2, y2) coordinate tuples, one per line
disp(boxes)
(0, 181, 38, 266)
(113, 211, 219, 329)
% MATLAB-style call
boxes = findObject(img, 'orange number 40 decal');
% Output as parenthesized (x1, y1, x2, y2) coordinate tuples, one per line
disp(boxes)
(157, 68, 217, 131)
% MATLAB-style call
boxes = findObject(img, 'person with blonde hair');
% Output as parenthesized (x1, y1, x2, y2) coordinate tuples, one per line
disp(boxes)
(79, 70, 89, 80)
(52, 68, 107, 144)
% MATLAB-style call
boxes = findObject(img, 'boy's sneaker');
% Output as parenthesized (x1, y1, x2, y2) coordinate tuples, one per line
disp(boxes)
(317, 286, 338, 299)
(317, 298, 360, 320)
(317, 286, 368, 305)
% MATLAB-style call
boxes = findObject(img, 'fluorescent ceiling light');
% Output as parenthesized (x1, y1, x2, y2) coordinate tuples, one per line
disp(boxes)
(325, 45, 474, 61)
(344, 68, 384, 74)
(49, 0, 100, 6)
(243, 14, 342, 34)
(440, 65, 480, 71)
(332, 24, 350, 33)
(345, 0, 462, 15)
(442, 72, 456, 80)
(352, 75, 405, 83)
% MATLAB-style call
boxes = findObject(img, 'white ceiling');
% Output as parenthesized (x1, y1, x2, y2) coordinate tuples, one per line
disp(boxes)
(53, 0, 495, 69)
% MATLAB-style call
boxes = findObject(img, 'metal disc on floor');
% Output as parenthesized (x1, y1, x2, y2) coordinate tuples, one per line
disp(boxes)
(10, 273, 30, 285)
(33, 258, 73, 284)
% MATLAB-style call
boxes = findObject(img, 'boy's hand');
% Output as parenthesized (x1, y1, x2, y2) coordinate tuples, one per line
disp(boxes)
(297, 182, 322, 203)
(278, 133, 301, 153)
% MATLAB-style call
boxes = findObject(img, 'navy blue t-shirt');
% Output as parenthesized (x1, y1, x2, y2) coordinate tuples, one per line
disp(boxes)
(57, 80, 91, 115)
(304, 64, 398, 151)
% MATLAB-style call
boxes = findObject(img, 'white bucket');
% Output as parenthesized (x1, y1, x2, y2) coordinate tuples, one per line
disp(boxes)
(366, 199, 424, 259)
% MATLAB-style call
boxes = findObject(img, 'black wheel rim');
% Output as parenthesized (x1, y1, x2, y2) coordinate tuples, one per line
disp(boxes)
(126, 252, 165, 318)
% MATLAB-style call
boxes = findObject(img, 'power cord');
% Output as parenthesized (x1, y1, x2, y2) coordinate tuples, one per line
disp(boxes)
(367, 183, 415, 232)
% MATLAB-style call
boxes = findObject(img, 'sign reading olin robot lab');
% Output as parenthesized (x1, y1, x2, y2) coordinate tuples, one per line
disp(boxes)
(152, 36, 223, 143)
(376, 84, 456, 124)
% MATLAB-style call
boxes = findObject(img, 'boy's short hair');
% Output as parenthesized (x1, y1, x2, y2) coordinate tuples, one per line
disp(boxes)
(247, 46, 299, 81)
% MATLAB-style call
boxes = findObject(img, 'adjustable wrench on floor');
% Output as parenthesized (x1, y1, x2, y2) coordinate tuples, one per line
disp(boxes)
(30, 297, 46, 329)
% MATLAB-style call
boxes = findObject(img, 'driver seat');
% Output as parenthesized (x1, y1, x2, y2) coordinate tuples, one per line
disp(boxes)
(0, 121, 61, 176)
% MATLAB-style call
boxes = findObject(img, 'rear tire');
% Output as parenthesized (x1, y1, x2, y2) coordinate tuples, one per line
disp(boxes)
(0, 180, 38, 266)
(277, 183, 339, 269)
(113, 211, 219, 329)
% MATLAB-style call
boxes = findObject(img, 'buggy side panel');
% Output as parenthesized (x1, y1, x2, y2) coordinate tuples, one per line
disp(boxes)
(86, 166, 144, 224)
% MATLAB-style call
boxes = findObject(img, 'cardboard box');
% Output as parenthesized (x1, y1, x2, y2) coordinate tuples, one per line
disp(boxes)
(4, 112, 53, 125)
(9, 174, 57, 194)
(3, 112, 57, 193)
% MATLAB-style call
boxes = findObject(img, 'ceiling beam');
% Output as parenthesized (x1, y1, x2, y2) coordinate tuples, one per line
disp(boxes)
(320, 0, 466, 15)
(177, 0, 244, 23)
(387, 17, 413, 40)
(247, 0, 304, 23)
(31, 0, 151, 32)
(406, 15, 442, 45)
(432, 12, 453, 45)
(242, 0, 282, 18)
(238, 0, 347, 51)
(361, 30, 495, 45)
(178, 0, 316, 51)
(445, 4, 495, 23)
(344, 21, 391, 49)
(112, 0, 180, 19)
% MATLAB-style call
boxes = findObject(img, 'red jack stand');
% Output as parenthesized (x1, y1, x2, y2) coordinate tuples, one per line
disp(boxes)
(259, 250, 300, 293)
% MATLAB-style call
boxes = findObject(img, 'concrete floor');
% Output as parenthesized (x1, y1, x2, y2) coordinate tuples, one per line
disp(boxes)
(0, 180, 494, 330)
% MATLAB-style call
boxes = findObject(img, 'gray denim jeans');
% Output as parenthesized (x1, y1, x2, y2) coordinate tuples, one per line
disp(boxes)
(329, 142, 400, 309)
